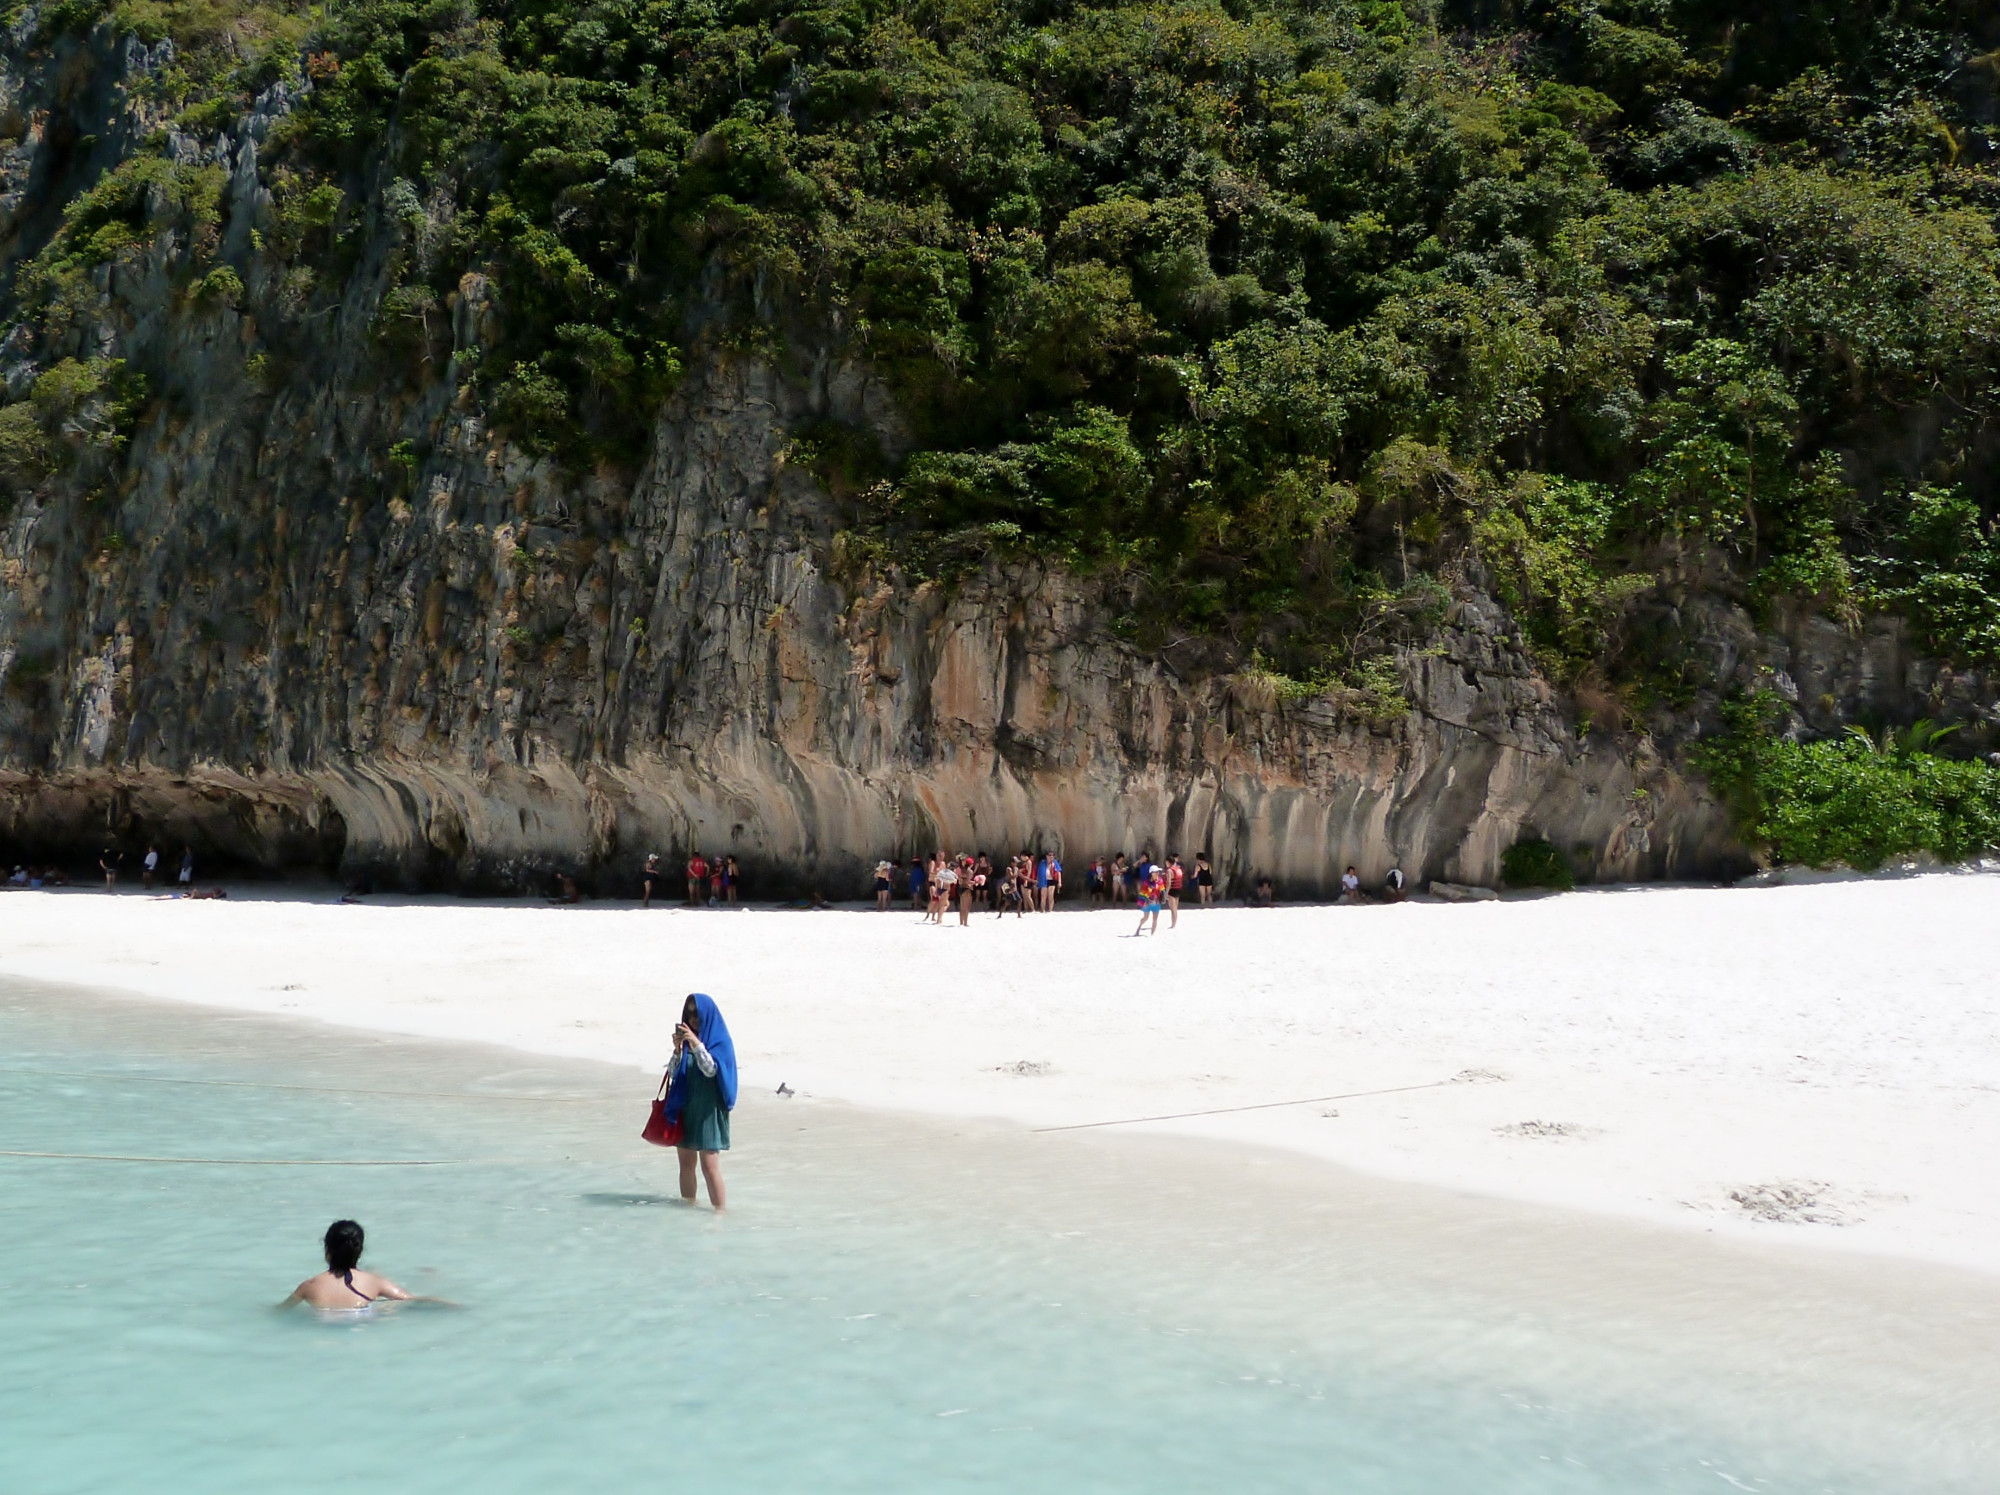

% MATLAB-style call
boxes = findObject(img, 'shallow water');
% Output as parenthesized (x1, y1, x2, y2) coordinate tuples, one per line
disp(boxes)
(2, 982, 1996, 1493)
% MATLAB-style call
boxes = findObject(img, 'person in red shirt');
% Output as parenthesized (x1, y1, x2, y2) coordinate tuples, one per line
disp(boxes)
(1166, 854, 1185, 927)
(686, 852, 707, 907)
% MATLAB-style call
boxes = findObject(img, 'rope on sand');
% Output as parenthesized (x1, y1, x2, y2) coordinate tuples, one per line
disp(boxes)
(0, 1150, 468, 1166)
(1032, 1078, 1462, 1133)
(0, 1067, 604, 1104)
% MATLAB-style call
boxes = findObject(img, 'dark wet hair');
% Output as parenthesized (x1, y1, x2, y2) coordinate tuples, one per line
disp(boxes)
(324, 1219, 364, 1273)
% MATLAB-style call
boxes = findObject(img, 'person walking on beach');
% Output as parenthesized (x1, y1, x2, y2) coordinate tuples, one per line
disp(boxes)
(931, 855, 956, 924)
(1166, 854, 1184, 927)
(667, 993, 737, 1210)
(1195, 852, 1214, 905)
(282, 1220, 415, 1311)
(142, 844, 159, 891)
(643, 852, 661, 909)
(997, 861, 1024, 917)
(178, 845, 194, 888)
(1132, 865, 1166, 936)
(685, 851, 707, 907)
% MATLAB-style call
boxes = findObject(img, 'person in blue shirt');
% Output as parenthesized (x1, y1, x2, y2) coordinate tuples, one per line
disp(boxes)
(908, 857, 926, 911)
(666, 993, 738, 1211)
(1040, 853, 1062, 912)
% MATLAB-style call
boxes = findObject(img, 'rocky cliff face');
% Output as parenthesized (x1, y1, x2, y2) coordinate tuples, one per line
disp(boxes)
(0, 29, 1984, 896)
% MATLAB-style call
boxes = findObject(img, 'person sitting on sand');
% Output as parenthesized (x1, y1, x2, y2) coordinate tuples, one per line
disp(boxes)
(550, 873, 581, 905)
(1383, 866, 1407, 902)
(1254, 875, 1275, 907)
(186, 886, 229, 900)
(282, 1220, 415, 1311)
(1341, 865, 1361, 903)
(666, 993, 738, 1210)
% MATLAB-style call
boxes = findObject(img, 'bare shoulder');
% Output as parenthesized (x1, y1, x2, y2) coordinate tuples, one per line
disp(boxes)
(286, 1272, 332, 1306)
(358, 1271, 411, 1301)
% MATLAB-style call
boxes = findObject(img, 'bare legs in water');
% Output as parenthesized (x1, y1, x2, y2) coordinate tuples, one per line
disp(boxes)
(677, 1145, 727, 1210)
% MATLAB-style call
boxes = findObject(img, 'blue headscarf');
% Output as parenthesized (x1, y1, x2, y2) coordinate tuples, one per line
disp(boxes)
(664, 992, 738, 1123)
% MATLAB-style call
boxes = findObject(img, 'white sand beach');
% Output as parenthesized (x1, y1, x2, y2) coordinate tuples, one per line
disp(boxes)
(2, 874, 1996, 1274)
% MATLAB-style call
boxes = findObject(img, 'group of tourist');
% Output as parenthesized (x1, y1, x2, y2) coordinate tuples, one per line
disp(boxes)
(888, 849, 1067, 925)
(870, 848, 1225, 933)
(871, 851, 1407, 922)
(641, 851, 742, 909)
(7, 843, 201, 893)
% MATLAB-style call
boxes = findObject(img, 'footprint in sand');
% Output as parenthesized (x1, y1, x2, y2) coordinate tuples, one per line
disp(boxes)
(1726, 1181, 1855, 1226)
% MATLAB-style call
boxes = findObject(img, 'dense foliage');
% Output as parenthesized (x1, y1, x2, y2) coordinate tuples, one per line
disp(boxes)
(1696, 700, 2000, 867)
(1499, 835, 1575, 889)
(6, 0, 2000, 706)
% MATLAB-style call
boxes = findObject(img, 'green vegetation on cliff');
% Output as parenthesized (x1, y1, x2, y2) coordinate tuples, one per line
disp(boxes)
(1696, 701, 2000, 868)
(4, 0, 1999, 718)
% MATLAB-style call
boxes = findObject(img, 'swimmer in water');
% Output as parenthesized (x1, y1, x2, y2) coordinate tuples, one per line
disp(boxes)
(280, 1219, 417, 1310)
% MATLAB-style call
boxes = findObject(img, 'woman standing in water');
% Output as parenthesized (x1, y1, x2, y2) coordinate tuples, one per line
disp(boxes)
(667, 992, 738, 1210)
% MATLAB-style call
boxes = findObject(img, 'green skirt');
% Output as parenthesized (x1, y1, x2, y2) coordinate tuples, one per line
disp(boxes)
(679, 1068, 731, 1153)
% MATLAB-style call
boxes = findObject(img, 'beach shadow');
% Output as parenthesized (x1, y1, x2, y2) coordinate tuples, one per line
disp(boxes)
(581, 1192, 683, 1208)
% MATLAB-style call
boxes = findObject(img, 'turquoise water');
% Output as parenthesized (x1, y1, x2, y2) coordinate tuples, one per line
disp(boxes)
(3, 984, 1995, 1493)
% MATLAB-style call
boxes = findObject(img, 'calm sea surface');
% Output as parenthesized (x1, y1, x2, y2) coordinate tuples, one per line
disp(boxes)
(2, 980, 1994, 1493)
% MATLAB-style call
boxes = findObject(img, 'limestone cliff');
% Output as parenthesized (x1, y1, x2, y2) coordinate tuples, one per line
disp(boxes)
(0, 25, 1987, 896)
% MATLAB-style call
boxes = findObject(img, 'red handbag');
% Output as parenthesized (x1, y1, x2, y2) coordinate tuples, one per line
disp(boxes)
(641, 1068, 683, 1148)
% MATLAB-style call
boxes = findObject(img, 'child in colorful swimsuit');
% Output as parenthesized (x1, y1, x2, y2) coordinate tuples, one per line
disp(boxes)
(1133, 868, 1167, 936)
